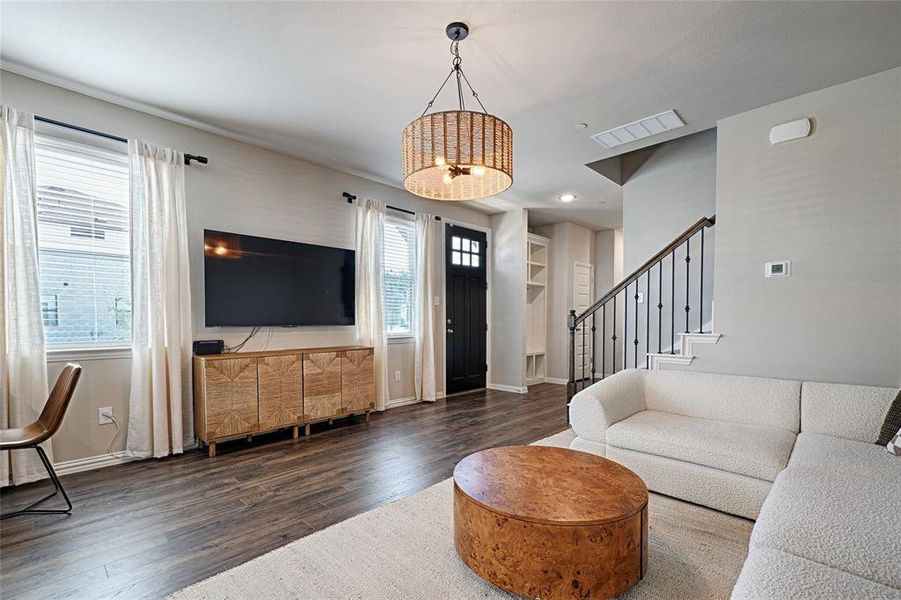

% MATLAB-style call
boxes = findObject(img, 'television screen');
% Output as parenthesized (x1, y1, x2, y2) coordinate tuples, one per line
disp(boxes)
(203, 230, 355, 327)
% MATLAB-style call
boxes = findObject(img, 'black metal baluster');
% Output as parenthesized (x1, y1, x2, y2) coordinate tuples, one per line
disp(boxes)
(657, 262, 663, 354)
(581, 315, 586, 391)
(684, 237, 691, 334)
(633, 284, 639, 368)
(699, 228, 705, 333)
(612, 296, 617, 373)
(670, 250, 675, 354)
(646, 271, 650, 369)
(591, 313, 596, 383)
(601, 304, 606, 379)
(623, 285, 628, 369)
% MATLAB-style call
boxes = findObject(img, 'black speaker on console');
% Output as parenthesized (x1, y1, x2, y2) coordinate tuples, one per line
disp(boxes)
(193, 340, 224, 356)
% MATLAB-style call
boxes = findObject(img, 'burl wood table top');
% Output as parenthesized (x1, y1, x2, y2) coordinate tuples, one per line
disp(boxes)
(453, 445, 648, 526)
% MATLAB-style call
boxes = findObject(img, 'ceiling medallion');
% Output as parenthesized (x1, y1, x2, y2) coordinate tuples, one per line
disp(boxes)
(401, 22, 513, 201)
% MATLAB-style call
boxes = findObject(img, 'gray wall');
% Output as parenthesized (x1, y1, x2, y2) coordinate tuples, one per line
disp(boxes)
(621, 129, 717, 365)
(697, 67, 901, 387)
(534, 222, 596, 381)
(2, 70, 492, 463)
(489, 209, 527, 390)
(593, 229, 621, 376)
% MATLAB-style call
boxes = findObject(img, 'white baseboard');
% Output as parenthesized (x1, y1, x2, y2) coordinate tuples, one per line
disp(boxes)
(486, 383, 528, 394)
(54, 451, 137, 476)
(544, 377, 569, 385)
(386, 396, 420, 409)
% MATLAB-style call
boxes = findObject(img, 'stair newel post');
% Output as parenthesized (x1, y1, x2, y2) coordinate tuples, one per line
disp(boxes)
(699, 227, 705, 333)
(567, 309, 576, 401)
(684, 237, 691, 334)
(590, 313, 596, 383)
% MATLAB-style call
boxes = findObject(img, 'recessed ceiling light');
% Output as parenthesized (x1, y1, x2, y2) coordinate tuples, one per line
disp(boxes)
(591, 110, 685, 149)
(559, 193, 576, 203)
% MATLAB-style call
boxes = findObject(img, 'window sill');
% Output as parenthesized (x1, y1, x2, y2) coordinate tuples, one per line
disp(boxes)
(47, 346, 132, 363)
(387, 335, 415, 345)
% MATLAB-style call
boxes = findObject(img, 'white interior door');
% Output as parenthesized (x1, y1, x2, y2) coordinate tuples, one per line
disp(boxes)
(573, 262, 594, 380)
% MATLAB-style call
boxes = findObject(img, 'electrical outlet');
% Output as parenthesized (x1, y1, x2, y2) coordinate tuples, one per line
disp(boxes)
(394, 370, 402, 382)
(98, 406, 114, 425)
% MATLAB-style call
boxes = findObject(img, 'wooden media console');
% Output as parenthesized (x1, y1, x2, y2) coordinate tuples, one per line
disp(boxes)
(193, 346, 375, 457)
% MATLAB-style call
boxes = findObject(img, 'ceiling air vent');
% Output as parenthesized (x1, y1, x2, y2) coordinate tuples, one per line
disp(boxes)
(591, 110, 685, 149)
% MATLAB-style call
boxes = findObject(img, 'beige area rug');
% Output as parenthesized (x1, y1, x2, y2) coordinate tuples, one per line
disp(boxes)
(170, 430, 753, 599)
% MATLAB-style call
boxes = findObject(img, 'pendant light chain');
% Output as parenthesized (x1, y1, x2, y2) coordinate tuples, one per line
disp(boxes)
(419, 32, 489, 118)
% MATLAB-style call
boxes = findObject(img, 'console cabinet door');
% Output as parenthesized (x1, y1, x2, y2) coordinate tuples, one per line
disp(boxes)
(258, 353, 303, 430)
(341, 348, 375, 414)
(303, 352, 341, 421)
(203, 357, 259, 439)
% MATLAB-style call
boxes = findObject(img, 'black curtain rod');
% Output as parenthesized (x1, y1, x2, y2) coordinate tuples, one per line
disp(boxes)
(34, 115, 208, 166)
(342, 192, 441, 221)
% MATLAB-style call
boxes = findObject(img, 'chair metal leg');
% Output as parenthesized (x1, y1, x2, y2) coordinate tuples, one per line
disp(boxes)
(0, 445, 73, 520)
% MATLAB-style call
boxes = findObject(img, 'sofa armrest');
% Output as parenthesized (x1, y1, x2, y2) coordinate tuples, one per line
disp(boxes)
(569, 370, 647, 445)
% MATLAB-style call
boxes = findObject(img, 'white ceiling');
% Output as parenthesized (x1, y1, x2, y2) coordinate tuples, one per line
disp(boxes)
(2, 2, 899, 230)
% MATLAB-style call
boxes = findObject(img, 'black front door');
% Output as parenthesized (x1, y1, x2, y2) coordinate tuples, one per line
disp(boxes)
(445, 224, 487, 394)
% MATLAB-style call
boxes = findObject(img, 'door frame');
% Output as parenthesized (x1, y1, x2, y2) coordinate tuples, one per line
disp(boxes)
(441, 218, 492, 394)
(573, 261, 595, 379)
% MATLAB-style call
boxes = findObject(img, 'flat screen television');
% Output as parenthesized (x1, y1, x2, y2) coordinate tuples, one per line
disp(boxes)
(203, 229, 355, 327)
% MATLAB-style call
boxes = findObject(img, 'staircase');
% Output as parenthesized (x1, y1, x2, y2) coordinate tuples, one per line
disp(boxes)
(568, 215, 718, 400)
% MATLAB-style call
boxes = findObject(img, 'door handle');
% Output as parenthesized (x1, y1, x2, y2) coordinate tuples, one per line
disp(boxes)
(447, 328, 454, 334)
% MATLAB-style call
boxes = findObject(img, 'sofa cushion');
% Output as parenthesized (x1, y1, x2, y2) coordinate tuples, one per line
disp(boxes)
(643, 370, 801, 433)
(606, 410, 796, 481)
(789, 432, 901, 481)
(752, 467, 901, 589)
(800, 381, 898, 443)
(731, 546, 901, 600)
(606, 445, 771, 520)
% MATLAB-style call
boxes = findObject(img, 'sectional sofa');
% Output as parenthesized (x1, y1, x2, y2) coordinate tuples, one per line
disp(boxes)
(568, 369, 900, 599)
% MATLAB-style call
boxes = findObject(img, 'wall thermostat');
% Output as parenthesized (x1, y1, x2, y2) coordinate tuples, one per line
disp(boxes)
(765, 261, 791, 278)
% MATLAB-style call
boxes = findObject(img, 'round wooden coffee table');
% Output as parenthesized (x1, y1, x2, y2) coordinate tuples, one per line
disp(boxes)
(453, 445, 648, 599)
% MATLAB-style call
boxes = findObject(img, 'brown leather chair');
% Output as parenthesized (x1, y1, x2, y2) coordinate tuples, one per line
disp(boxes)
(1, 363, 82, 519)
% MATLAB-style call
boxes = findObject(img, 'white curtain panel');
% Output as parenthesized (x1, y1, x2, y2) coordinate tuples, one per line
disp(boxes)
(126, 140, 193, 458)
(0, 106, 52, 486)
(414, 214, 439, 402)
(355, 198, 389, 411)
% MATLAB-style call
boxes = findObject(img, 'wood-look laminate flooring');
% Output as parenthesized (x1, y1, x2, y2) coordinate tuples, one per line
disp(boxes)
(0, 384, 568, 600)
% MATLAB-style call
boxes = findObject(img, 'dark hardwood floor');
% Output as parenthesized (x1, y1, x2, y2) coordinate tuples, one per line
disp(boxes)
(0, 384, 568, 600)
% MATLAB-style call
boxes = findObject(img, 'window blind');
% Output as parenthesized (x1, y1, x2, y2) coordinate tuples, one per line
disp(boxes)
(383, 213, 416, 336)
(34, 133, 131, 347)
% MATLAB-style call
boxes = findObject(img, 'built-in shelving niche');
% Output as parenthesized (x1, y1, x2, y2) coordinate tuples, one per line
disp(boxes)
(525, 234, 549, 386)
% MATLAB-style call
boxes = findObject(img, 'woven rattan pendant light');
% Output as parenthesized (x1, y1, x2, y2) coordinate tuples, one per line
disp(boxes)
(402, 23, 513, 201)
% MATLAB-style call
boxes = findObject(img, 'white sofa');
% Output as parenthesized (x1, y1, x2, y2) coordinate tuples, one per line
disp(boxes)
(568, 369, 901, 599)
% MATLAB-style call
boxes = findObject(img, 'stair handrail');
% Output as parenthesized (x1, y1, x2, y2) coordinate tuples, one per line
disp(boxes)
(570, 215, 716, 328)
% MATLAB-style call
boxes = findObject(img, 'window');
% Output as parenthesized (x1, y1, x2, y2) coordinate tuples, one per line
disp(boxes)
(34, 133, 131, 347)
(451, 235, 480, 268)
(382, 213, 415, 336)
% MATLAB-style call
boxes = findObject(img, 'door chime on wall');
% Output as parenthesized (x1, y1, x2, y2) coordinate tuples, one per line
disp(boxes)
(401, 22, 513, 202)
